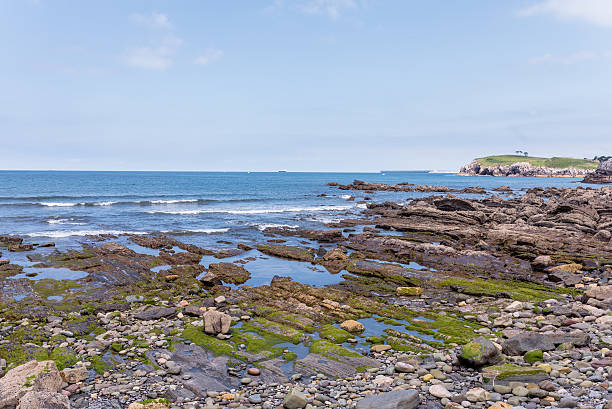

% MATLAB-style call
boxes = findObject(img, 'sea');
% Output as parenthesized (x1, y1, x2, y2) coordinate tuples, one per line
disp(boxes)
(0, 170, 591, 250)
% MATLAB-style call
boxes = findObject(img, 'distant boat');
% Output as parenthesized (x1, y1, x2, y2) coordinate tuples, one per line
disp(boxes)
(277, 170, 287, 173)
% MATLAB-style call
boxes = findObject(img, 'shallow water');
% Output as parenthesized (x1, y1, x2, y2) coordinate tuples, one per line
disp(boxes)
(198, 250, 349, 287)
(11, 267, 88, 281)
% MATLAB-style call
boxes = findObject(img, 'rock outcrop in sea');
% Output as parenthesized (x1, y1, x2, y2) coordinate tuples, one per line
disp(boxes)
(583, 158, 612, 184)
(458, 161, 593, 177)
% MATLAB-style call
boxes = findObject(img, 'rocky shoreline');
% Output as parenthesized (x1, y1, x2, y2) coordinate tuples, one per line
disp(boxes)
(1, 182, 612, 409)
(458, 161, 593, 178)
(583, 159, 612, 184)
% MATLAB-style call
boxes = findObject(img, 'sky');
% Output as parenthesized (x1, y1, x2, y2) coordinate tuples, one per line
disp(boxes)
(1, 0, 611, 171)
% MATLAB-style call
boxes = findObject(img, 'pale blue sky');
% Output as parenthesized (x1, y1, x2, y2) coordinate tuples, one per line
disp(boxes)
(1, 0, 611, 171)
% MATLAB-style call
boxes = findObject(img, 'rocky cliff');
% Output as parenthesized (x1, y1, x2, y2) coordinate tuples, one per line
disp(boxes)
(458, 160, 594, 177)
(582, 158, 612, 184)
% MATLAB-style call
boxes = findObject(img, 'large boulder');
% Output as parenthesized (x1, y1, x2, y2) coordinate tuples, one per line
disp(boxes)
(203, 310, 232, 335)
(355, 389, 420, 409)
(502, 333, 555, 356)
(16, 391, 70, 409)
(459, 337, 503, 367)
(0, 360, 62, 408)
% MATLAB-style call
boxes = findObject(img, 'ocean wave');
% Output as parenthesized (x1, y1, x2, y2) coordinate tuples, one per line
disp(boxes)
(256, 223, 299, 231)
(38, 202, 78, 207)
(46, 218, 86, 225)
(340, 194, 353, 199)
(0, 197, 290, 208)
(161, 228, 230, 235)
(145, 205, 355, 216)
(150, 199, 199, 204)
(22, 230, 148, 238)
(145, 210, 204, 215)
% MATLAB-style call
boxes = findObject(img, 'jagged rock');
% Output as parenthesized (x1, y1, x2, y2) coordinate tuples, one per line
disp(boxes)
(256, 244, 315, 262)
(323, 248, 347, 261)
(0, 360, 62, 408)
(203, 310, 232, 335)
(355, 389, 420, 409)
(16, 391, 70, 409)
(208, 262, 251, 285)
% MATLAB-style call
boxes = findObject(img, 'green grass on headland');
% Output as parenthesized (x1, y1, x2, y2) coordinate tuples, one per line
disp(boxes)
(475, 155, 597, 170)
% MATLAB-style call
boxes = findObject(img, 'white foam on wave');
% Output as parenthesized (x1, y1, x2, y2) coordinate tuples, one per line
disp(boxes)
(146, 205, 355, 216)
(39, 202, 78, 207)
(340, 194, 352, 199)
(161, 228, 230, 234)
(46, 219, 86, 225)
(23, 230, 148, 238)
(145, 210, 203, 215)
(150, 199, 198, 204)
(93, 201, 117, 206)
(256, 223, 299, 231)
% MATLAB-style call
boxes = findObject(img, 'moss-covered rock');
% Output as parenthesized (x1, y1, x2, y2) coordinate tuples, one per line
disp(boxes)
(319, 325, 352, 344)
(524, 349, 543, 363)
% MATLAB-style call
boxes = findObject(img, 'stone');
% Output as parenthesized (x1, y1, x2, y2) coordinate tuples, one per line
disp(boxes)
(134, 307, 177, 321)
(465, 387, 488, 402)
(429, 384, 452, 399)
(283, 388, 307, 409)
(370, 344, 392, 353)
(585, 285, 612, 301)
(502, 333, 555, 355)
(340, 319, 365, 333)
(0, 360, 62, 408)
(558, 397, 578, 408)
(396, 287, 423, 296)
(203, 309, 232, 335)
(532, 255, 552, 269)
(16, 391, 70, 409)
(247, 367, 260, 376)
(459, 337, 502, 367)
(0, 259, 9, 266)
(355, 389, 420, 409)
(60, 366, 88, 384)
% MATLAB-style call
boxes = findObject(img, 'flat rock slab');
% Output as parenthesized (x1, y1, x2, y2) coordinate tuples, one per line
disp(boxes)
(355, 389, 420, 409)
(169, 343, 239, 397)
(134, 306, 177, 321)
(294, 353, 382, 378)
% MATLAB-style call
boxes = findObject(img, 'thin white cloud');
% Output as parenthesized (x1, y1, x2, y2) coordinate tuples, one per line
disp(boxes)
(298, 0, 357, 19)
(194, 49, 224, 66)
(528, 50, 612, 64)
(520, 0, 612, 27)
(125, 36, 182, 71)
(130, 12, 172, 29)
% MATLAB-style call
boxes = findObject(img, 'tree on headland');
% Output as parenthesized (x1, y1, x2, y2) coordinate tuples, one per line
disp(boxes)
(515, 150, 522, 155)
(594, 155, 612, 162)
(523, 152, 528, 157)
